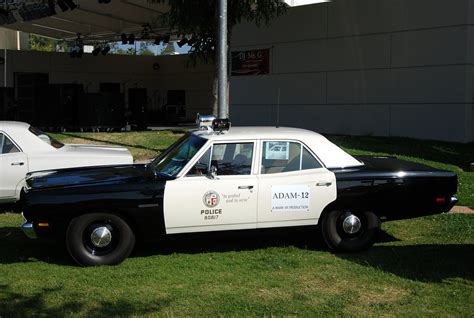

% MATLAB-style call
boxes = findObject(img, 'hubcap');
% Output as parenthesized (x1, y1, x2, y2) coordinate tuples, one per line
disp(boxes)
(90, 226, 112, 248)
(342, 214, 362, 234)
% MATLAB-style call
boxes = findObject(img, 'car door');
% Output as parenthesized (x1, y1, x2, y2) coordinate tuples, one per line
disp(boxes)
(164, 141, 258, 234)
(257, 140, 337, 228)
(0, 132, 28, 202)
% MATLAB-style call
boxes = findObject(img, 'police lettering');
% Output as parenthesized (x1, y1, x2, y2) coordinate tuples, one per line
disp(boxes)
(201, 209, 222, 215)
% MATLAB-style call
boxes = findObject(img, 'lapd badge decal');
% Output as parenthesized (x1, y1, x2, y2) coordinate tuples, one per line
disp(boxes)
(203, 191, 220, 208)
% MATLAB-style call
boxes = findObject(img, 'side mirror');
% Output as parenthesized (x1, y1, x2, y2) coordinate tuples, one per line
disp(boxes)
(207, 165, 218, 179)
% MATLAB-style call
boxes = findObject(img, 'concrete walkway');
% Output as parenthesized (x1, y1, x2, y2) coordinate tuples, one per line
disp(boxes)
(450, 206, 474, 214)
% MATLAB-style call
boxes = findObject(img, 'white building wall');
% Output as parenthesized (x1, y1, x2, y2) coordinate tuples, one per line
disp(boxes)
(0, 50, 214, 119)
(230, 0, 474, 143)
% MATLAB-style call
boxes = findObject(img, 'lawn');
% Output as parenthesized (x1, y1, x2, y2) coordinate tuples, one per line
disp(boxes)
(0, 213, 472, 316)
(0, 131, 472, 316)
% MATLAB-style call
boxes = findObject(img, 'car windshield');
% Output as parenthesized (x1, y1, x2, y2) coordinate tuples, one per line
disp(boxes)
(28, 126, 64, 149)
(149, 133, 207, 177)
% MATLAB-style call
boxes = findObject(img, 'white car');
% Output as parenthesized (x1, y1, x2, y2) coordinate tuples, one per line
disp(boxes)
(0, 121, 133, 204)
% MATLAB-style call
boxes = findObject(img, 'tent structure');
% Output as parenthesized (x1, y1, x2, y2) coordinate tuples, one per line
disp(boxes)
(0, 0, 170, 42)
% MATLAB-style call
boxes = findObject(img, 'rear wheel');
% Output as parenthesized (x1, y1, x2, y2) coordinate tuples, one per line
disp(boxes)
(320, 209, 380, 252)
(66, 213, 135, 266)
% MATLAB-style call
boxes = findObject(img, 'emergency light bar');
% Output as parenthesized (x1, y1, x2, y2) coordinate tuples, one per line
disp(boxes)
(196, 113, 230, 132)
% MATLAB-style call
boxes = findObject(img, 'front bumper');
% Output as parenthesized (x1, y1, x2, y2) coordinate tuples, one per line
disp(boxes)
(21, 214, 37, 239)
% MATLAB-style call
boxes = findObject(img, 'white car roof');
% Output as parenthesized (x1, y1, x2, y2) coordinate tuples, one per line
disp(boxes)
(193, 126, 363, 169)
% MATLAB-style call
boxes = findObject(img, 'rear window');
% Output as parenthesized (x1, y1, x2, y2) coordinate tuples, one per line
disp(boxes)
(29, 126, 64, 149)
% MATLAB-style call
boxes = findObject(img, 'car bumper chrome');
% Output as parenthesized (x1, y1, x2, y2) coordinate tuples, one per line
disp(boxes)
(21, 214, 37, 239)
(446, 196, 458, 212)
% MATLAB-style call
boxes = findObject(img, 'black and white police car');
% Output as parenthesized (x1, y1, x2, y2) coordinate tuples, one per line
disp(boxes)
(21, 116, 457, 266)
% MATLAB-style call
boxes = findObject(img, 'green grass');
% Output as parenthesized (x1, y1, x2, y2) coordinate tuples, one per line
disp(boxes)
(51, 131, 474, 205)
(0, 213, 473, 316)
(1, 132, 473, 316)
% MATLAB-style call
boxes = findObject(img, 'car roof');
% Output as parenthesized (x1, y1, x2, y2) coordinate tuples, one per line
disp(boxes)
(193, 126, 363, 169)
(193, 126, 328, 141)
(0, 121, 31, 131)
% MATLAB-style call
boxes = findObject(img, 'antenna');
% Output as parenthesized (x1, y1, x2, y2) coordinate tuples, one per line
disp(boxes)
(276, 88, 281, 128)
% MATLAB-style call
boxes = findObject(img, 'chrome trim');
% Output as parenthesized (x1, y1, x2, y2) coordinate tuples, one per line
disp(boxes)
(90, 226, 112, 248)
(342, 214, 362, 234)
(450, 196, 458, 205)
(21, 222, 37, 239)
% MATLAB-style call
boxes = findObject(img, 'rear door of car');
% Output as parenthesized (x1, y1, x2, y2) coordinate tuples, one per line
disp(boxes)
(164, 140, 259, 234)
(256, 140, 337, 228)
(0, 132, 28, 202)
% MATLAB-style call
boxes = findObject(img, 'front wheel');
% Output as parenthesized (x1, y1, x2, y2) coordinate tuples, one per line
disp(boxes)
(66, 213, 135, 266)
(320, 209, 380, 252)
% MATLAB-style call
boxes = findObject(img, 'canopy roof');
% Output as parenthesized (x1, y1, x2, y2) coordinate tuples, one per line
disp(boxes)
(1, 0, 170, 42)
(0, 0, 326, 43)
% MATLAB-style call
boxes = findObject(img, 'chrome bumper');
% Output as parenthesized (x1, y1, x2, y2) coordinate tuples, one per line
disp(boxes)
(21, 214, 37, 239)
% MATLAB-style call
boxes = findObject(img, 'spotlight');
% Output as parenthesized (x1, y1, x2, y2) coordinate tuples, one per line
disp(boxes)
(177, 38, 188, 48)
(102, 46, 110, 55)
(154, 36, 162, 45)
(64, 0, 77, 10)
(128, 34, 135, 45)
(92, 46, 101, 56)
(163, 35, 170, 44)
(56, 0, 69, 11)
(121, 33, 127, 45)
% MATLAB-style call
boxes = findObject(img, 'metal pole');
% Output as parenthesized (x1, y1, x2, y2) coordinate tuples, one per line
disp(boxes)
(217, 0, 228, 119)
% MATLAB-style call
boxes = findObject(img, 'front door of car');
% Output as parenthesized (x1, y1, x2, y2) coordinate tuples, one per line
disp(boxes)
(0, 132, 28, 202)
(256, 140, 337, 228)
(164, 141, 258, 234)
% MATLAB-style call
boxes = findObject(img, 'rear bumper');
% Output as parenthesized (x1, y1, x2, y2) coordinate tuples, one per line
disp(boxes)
(446, 196, 458, 212)
(21, 214, 37, 239)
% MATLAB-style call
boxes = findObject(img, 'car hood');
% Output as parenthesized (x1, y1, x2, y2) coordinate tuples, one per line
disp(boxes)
(61, 144, 132, 157)
(25, 164, 154, 191)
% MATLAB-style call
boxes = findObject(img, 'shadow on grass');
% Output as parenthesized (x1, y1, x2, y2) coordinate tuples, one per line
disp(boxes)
(0, 203, 20, 214)
(0, 284, 170, 317)
(59, 132, 168, 155)
(0, 226, 400, 266)
(339, 244, 474, 282)
(327, 135, 474, 171)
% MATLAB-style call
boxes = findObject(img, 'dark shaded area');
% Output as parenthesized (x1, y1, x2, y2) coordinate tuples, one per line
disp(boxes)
(0, 284, 170, 317)
(327, 135, 474, 171)
(339, 244, 474, 282)
(0, 203, 21, 214)
(58, 132, 168, 155)
(0, 225, 326, 265)
(0, 224, 396, 266)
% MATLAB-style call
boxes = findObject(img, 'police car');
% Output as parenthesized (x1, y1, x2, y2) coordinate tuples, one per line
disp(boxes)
(21, 116, 458, 266)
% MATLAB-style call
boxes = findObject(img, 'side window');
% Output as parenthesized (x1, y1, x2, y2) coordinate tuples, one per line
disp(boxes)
(261, 141, 321, 174)
(302, 147, 322, 170)
(0, 133, 20, 154)
(187, 148, 211, 176)
(212, 143, 254, 175)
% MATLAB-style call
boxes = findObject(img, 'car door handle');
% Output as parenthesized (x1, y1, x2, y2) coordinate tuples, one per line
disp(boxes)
(316, 181, 332, 187)
(11, 162, 25, 166)
(238, 185, 254, 189)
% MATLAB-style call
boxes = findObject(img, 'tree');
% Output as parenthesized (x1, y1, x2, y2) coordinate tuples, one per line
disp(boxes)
(160, 0, 287, 116)
(29, 34, 55, 52)
(160, 42, 176, 55)
(140, 41, 156, 56)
